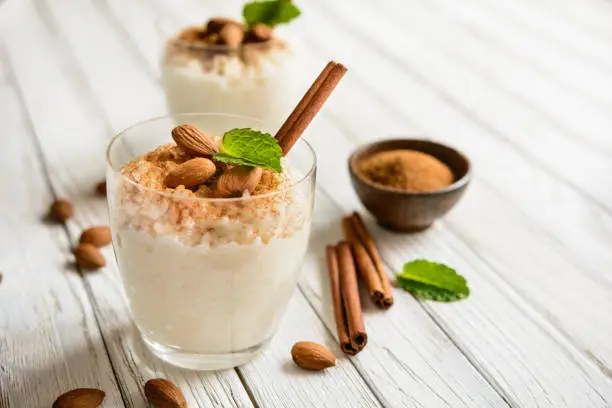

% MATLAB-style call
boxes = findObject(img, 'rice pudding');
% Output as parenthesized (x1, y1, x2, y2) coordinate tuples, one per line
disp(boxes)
(161, 15, 302, 130)
(108, 122, 315, 370)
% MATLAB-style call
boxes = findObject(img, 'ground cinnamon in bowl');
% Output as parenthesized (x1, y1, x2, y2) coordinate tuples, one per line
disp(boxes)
(357, 149, 453, 193)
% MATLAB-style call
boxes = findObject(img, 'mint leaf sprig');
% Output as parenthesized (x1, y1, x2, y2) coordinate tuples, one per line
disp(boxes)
(396, 260, 470, 302)
(243, 0, 301, 28)
(213, 128, 283, 172)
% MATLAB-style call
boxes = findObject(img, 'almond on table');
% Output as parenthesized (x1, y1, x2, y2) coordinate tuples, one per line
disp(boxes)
(144, 378, 187, 408)
(291, 341, 337, 370)
(52, 388, 105, 408)
(73, 243, 106, 270)
(80, 226, 112, 247)
(49, 199, 73, 223)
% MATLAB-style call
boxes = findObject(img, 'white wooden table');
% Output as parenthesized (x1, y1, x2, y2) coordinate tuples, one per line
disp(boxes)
(2, 0, 612, 406)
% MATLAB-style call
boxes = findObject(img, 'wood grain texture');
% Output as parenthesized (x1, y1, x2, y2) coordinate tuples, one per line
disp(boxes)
(518, 0, 612, 42)
(0, 40, 124, 408)
(413, 0, 612, 108)
(380, 0, 612, 150)
(309, 0, 612, 212)
(1, 1, 252, 406)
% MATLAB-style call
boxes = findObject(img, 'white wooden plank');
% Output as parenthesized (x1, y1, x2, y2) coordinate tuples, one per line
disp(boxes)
(298, 2, 612, 284)
(380, 0, 612, 151)
(2, 1, 253, 406)
(307, 0, 612, 212)
(303, 114, 612, 407)
(467, 0, 612, 70)
(423, 0, 612, 109)
(524, 0, 612, 41)
(32, 0, 518, 406)
(239, 290, 383, 408)
(0, 42, 124, 408)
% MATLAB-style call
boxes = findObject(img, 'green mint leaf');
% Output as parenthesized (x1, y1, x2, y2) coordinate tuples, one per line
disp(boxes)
(215, 128, 282, 172)
(395, 260, 469, 302)
(243, 0, 301, 27)
(212, 153, 261, 168)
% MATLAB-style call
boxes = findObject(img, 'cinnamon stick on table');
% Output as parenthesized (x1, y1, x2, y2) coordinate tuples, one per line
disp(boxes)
(326, 242, 367, 355)
(276, 61, 347, 155)
(345, 212, 394, 308)
(342, 217, 385, 306)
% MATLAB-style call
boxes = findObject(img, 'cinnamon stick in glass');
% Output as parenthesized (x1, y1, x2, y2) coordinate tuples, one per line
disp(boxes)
(275, 61, 347, 155)
(349, 212, 394, 308)
(326, 242, 368, 355)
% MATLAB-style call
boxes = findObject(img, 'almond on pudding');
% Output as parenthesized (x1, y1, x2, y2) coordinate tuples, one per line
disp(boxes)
(161, 2, 303, 130)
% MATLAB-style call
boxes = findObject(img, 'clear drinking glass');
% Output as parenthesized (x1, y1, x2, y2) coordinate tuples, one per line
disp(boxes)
(158, 12, 305, 131)
(106, 113, 316, 370)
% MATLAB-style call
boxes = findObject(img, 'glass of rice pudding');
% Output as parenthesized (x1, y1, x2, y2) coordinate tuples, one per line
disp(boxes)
(160, 1, 303, 131)
(106, 113, 316, 370)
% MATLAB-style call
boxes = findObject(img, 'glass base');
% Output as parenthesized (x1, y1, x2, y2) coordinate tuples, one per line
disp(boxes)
(142, 334, 269, 371)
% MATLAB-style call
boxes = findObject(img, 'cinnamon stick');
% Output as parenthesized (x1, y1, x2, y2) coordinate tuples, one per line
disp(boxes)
(276, 61, 347, 155)
(275, 62, 334, 147)
(336, 241, 367, 355)
(343, 217, 386, 307)
(352, 242, 386, 305)
(326, 245, 351, 353)
(350, 212, 394, 308)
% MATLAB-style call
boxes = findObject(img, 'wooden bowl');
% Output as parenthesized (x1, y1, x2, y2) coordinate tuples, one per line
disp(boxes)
(348, 139, 471, 232)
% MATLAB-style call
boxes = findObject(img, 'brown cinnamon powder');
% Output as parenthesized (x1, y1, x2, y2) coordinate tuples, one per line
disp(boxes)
(357, 149, 453, 193)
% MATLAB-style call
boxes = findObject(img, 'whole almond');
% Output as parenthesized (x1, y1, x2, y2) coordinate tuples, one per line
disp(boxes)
(172, 124, 219, 157)
(80, 226, 112, 247)
(165, 158, 216, 188)
(144, 378, 187, 408)
(95, 180, 106, 197)
(291, 341, 337, 370)
(250, 23, 273, 42)
(73, 243, 106, 270)
(206, 17, 237, 33)
(53, 388, 105, 408)
(216, 166, 263, 197)
(49, 199, 73, 222)
(219, 23, 244, 47)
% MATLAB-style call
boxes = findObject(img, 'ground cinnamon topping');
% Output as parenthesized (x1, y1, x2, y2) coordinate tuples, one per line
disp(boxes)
(357, 149, 453, 193)
(116, 143, 301, 247)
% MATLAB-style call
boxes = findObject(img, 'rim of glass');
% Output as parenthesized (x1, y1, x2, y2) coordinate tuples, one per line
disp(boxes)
(106, 113, 317, 203)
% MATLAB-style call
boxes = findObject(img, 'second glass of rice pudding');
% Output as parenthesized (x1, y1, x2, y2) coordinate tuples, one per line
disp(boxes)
(106, 113, 316, 370)
(160, 6, 304, 131)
